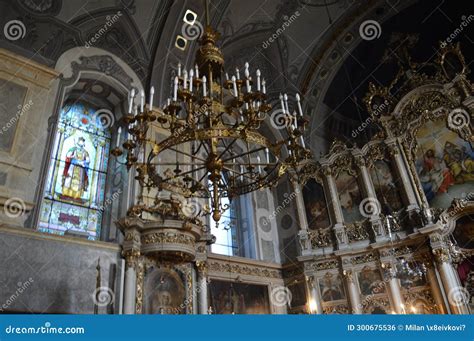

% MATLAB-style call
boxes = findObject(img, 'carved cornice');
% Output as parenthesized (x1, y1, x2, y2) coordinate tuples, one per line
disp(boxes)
(208, 260, 281, 279)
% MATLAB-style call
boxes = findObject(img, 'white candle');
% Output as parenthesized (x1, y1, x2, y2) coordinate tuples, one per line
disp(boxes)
(244, 63, 250, 90)
(296, 93, 303, 117)
(167, 98, 171, 106)
(293, 111, 298, 129)
(236, 68, 240, 80)
(116, 127, 122, 147)
(189, 69, 194, 92)
(178, 62, 182, 77)
(173, 76, 178, 101)
(225, 73, 229, 81)
(283, 93, 289, 114)
(300, 135, 305, 149)
(195, 64, 199, 78)
(128, 88, 135, 114)
(240, 165, 244, 181)
(279, 93, 285, 112)
(256, 69, 261, 91)
(262, 79, 266, 94)
(149, 86, 155, 109)
(134, 104, 138, 117)
(202, 76, 207, 96)
(140, 89, 145, 112)
(265, 147, 270, 163)
(183, 70, 188, 90)
(256, 155, 261, 173)
(232, 76, 238, 97)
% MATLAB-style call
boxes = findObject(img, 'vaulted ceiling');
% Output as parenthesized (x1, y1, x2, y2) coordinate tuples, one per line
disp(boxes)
(2, 0, 472, 157)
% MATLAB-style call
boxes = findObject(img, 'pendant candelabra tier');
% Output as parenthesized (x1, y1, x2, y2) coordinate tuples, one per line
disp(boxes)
(111, 25, 312, 224)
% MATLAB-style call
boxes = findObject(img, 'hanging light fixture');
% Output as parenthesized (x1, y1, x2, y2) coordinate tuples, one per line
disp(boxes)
(112, 0, 312, 225)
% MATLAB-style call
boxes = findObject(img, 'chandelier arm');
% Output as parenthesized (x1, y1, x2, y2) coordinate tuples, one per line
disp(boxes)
(220, 146, 267, 163)
(159, 164, 208, 183)
(164, 146, 208, 163)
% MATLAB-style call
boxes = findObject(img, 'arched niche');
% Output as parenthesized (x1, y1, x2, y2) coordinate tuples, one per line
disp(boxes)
(31, 47, 144, 242)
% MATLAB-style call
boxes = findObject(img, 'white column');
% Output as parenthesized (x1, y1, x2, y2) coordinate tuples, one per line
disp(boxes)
(322, 166, 344, 225)
(387, 142, 418, 210)
(426, 263, 448, 314)
(321, 166, 347, 248)
(306, 275, 323, 314)
(356, 156, 384, 239)
(291, 180, 309, 231)
(123, 256, 137, 314)
(434, 249, 470, 314)
(197, 262, 209, 314)
(344, 270, 362, 314)
(388, 277, 404, 314)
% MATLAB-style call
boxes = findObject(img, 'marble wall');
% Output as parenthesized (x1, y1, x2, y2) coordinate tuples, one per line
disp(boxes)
(0, 227, 122, 314)
(0, 48, 59, 227)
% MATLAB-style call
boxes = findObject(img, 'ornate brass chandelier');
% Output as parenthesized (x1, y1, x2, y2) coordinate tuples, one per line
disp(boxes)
(112, 4, 312, 225)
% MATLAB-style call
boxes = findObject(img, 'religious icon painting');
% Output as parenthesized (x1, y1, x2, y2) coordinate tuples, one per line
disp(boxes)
(38, 102, 112, 240)
(414, 119, 474, 209)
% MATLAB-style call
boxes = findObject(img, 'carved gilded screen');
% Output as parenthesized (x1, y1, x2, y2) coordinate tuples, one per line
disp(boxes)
(414, 119, 474, 209)
(303, 179, 331, 229)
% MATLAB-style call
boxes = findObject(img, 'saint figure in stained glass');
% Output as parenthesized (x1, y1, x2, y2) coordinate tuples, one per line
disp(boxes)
(39, 102, 113, 240)
(62, 136, 90, 200)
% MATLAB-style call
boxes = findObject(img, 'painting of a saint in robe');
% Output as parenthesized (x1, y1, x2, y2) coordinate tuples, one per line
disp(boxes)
(210, 281, 270, 314)
(144, 268, 186, 314)
(303, 179, 331, 229)
(335, 171, 364, 223)
(358, 267, 385, 296)
(61, 137, 90, 200)
(319, 273, 346, 302)
(370, 160, 403, 214)
(415, 119, 474, 208)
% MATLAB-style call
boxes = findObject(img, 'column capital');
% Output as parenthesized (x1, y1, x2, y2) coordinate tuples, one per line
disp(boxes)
(123, 249, 141, 270)
(196, 260, 208, 276)
(432, 248, 451, 264)
(342, 269, 354, 283)
(354, 155, 367, 167)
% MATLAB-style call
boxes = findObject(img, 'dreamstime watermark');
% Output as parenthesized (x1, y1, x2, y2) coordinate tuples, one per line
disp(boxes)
(262, 11, 301, 49)
(181, 198, 202, 218)
(0, 100, 34, 135)
(3, 20, 26, 41)
(85, 11, 123, 48)
(181, 19, 204, 41)
(359, 197, 381, 218)
(353, 278, 387, 313)
(262, 188, 299, 227)
(93, 286, 115, 307)
(351, 99, 390, 138)
(93, 108, 115, 129)
(0, 277, 34, 312)
(98, 189, 122, 213)
(269, 108, 292, 130)
(448, 286, 471, 307)
(3, 197, 26, 218)
(270, 286, 292, 307)
(440, 15, 474, 48)
(359, 20, 382, 41)
(447, 108, 471, 131)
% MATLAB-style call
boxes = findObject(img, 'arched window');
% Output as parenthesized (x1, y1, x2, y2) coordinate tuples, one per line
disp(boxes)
(38, 102, 112, 240)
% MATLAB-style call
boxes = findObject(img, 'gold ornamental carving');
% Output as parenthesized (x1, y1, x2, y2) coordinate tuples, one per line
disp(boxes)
(208, 261, 281, 279)
(141, 232, 195, 247)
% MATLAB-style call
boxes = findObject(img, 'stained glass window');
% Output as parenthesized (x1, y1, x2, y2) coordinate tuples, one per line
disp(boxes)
(38, 102, 112, 240)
